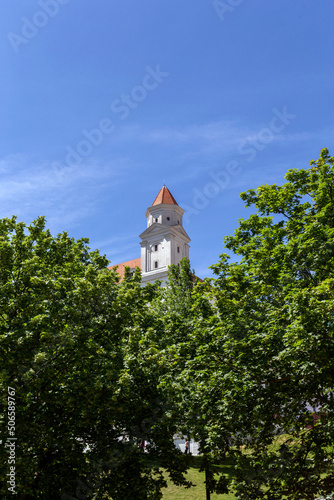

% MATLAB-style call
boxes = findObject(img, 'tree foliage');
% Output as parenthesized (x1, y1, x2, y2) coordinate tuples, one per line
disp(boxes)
(151, 259, 228, 497)
(180, 148, 334, 498)
(0, 216, 189, 499)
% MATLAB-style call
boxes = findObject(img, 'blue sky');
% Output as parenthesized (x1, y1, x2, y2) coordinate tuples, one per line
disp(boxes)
(1, 0, 334, 278)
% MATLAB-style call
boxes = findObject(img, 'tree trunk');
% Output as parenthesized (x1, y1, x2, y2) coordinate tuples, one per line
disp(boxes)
(205, 466, 210, 500)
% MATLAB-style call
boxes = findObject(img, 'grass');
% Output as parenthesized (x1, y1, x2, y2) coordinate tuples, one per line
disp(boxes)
(161, 443, 334, 499)
(162, 456, 236, 499)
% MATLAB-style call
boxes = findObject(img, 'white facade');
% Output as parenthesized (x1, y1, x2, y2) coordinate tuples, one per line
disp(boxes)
(139, 194, 191, 285)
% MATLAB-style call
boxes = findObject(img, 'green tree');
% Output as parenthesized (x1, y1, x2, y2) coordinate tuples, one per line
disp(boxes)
(0, 216, 189, 499)
(150, 259, 228, 499)
(182, 148, 334, 499)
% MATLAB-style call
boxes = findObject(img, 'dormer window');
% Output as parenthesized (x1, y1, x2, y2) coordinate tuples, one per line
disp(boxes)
(154, 244, 158, 251)
(155, 218, 158, 223)
(177, 220, 180, 224)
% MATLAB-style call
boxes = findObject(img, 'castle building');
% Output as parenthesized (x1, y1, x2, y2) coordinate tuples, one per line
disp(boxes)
(112, 186, 191, 284)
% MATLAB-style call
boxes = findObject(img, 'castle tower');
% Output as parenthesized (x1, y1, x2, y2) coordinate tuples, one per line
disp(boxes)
(139, 186, 191, 285)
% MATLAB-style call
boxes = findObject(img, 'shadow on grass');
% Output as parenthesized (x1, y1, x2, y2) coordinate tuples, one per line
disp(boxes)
(187, 455, 237, 476)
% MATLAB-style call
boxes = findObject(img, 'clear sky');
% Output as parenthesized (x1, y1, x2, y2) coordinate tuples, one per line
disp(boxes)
(1, 1, 333, 278)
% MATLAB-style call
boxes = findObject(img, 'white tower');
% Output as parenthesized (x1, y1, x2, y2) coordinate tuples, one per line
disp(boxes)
(139, 186, 191, 285)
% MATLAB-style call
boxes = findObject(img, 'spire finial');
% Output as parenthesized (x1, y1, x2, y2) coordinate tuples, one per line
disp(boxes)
(163, 178, 166, 187)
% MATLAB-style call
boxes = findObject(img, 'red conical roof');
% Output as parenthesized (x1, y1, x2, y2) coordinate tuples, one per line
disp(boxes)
(152, 186, 178, 206)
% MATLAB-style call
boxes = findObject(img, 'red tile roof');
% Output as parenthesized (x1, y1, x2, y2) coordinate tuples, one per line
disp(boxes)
(109, 257, 203, 284)
(152, 186, 178, 206)
(109, 258, 141, 281)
